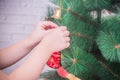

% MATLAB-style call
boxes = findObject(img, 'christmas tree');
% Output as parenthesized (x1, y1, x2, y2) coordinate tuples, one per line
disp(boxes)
(41, 0, 120, 80)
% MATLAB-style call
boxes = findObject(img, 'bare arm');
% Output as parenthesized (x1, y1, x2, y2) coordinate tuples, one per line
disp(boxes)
(0, 21, 58, 69)
(0, 44, 52, 80)
(9, 43, 52, 80)
(0, 71, 10, 80)
(0, 37, 38, 69)
(0, 44, 49, 80)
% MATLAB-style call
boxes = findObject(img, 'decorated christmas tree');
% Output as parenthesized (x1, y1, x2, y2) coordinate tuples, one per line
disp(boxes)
(41, 0, 120, 80)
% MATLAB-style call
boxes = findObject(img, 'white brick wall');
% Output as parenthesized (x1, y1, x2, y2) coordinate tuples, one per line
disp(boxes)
(0, 0, 54, 77)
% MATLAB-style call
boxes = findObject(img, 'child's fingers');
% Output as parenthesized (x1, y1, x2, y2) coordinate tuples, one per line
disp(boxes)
(37, 21, 59, 30)
(64, 31, 70, 36)
(45, 21, 59, 28)
(65, 42, 70, 48)
(66, 37, 70, 42)
(59, 26, 67, 31)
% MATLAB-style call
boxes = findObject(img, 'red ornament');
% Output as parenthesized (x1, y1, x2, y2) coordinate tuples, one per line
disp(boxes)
(47, 52, 62, 69)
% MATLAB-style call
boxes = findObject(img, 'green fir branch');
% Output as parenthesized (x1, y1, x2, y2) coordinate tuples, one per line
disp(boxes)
(66, 8, 97, 27)
(70, 32, 93, 39)
(98, 61, 120, 80)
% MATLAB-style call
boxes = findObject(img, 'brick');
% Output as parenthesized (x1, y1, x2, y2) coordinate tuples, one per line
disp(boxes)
(0, 41, 11, 48)
(11, 33, 29, 41)
(0, 14, 40, 25)
(30, 0, 49, 8)
(20, 0, 34, 8)
(0, 34, 12, 41)
(0, 2, 49, 16)
(0, 15, 7, 21)
(0, 23, 24, 34)
(0, 1, 20, 8)
(23, 24, 34, 34)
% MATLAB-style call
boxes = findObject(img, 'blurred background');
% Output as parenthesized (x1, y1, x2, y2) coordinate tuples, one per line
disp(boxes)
(0, 0, 53, 77)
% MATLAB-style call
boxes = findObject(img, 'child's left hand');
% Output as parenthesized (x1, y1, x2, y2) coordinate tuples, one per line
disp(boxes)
(29, 21, 59, 44)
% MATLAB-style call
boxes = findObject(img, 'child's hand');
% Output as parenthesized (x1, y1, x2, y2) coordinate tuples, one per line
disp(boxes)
(29, 21, 59, 44)
(40, 26, 70, 53)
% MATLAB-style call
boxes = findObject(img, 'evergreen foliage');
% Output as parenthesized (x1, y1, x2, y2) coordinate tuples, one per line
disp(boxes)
(41, 0, 120, 80)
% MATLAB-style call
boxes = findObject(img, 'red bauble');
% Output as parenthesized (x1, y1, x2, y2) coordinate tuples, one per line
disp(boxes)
(47, 52, 62, 69)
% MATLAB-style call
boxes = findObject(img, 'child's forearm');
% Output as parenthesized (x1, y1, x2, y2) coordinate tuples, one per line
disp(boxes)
(0, 36, 38, 69)
(9, 43, 52, 80)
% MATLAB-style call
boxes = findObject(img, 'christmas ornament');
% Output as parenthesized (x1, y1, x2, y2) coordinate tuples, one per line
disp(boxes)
(47, 52, 81, 80)
(51, 7, 62, 20)
(47, 52, 62, 69)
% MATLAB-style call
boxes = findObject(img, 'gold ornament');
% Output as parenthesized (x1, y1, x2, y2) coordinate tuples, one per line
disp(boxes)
(115, 45, 120, 49)
(52, 7, 62, 20)
(66, 74, 81, 80)
(72, 58, 77, 64)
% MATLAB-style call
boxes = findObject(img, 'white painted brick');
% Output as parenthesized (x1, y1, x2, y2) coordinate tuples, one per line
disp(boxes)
(0, 0, 49, 8)
(0, 14, 40, 25)
(20, 0, 34, 8)
(23, 24, 34, 34)
(0, 15, 7, 21)
(20, 0, 49, 8)
(0, 41, 11, 48)
(0, 23, 24, 34)
(29, 0, 49, 8)
(11, 33, 29, 42)
(0, 1, 20, 8)
(0, 34, 11, 41)
(0, 7, 48, 17)
(0, 0, 20, 2)
(0, 0, 49, 16)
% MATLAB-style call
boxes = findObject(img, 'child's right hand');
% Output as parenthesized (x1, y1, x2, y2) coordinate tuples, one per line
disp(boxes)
(40, 26, 70, 53)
